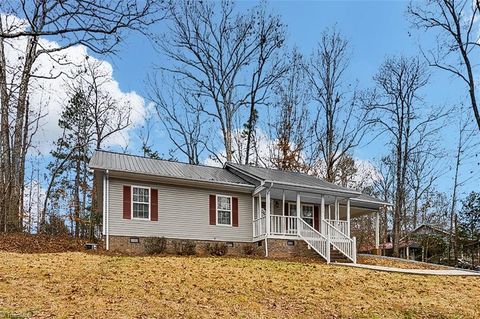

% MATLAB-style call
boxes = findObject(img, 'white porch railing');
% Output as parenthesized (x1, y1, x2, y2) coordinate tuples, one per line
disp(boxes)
(297, 218, 330, 262)
(323, 219, 356, 263)
(325, 219, 349, 236)
(253, 216, 266, 238)
(270, 215, 298, 236)
(253, 215, 356, 263)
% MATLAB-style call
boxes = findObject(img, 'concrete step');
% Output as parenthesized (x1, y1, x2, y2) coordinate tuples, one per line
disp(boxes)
(330, 248, 352, 263)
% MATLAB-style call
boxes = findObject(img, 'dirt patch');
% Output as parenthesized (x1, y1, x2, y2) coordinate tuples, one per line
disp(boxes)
(0, 233, 89, 254)
(358, 254, 450, 270)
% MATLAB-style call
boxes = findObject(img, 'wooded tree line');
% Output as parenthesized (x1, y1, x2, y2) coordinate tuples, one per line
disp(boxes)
(0, 1, 478, 259)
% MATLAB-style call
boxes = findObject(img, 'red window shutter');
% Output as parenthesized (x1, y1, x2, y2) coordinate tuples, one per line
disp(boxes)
(314, 206, 319, 231)
(209, 195, 216, 225)
(232, 197, 239, 227)
(151, 189, 158, 221)
(123, 185, 131, 219)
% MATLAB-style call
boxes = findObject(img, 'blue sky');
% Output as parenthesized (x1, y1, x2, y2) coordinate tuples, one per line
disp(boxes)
(101, 0, 477, 198)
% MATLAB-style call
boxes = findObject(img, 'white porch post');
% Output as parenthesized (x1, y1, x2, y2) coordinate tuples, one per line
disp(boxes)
(252, 196, 255, 236)
(282, 190, 285, 216)
(320, 195, 325, 234)
(266, 190, 271, 235)
(265, 190, 271, 257)
(346, 198, 351, 237)
(334, 197, 339, 220)
(296, 193, 301, 234)
(375, 210, 380, 251)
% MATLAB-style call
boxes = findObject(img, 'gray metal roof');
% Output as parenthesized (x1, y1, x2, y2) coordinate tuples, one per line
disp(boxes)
(90, 151, 389, 206)
(225, 162, 361, 195)
(89, 150, 252, 186)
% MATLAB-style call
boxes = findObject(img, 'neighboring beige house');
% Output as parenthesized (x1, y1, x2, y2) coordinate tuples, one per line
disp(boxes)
(89, 150, 389, 263)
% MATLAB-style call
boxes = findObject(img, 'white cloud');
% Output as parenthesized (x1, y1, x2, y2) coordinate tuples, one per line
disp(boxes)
(2, 14, 147, 154)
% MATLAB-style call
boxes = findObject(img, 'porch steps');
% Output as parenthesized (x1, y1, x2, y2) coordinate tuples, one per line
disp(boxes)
(330, 246, 352, 263)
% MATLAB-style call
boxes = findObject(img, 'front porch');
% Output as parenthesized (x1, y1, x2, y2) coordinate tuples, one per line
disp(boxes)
(251, 186, 384, 263)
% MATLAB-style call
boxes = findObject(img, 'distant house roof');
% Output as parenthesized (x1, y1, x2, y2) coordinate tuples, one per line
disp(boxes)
(225, 162, 360, 195)
(409, 224, 450, 237)
(89, 150, 252, 187)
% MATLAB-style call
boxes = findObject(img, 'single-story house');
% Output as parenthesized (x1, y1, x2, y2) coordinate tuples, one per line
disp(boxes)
(89, 150, 389, 263)
(400, 224, 450, 261)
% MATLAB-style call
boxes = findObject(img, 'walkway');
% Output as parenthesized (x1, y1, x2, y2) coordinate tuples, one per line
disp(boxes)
(336, 262, 480, 276)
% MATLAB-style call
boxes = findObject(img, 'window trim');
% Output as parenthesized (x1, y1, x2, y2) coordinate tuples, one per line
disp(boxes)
(301, 204, 314, 225)
(131, 185, 151, 220)
(288, 202, 315, 226)
(216, 194, 232, 227)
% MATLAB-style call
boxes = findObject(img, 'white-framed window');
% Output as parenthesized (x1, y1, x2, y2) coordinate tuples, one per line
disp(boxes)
(216, 195, 232, 226)
(302, 204, 314, 227)
(288, 203, 314, 227)
(132, 186, 150, 219)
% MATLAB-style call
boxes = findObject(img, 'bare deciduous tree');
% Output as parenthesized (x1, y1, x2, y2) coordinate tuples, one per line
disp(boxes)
(448, 108, 479, 261)
(269, 49, 310, 172)
(305, 27, 370, 183)
(365, 56, 446, 256)
(407, 139, 442, 229)
(42, 59, 132, 237)
(0, 0, 164, 232)
(408, 0, 480, 131)
(148, 73, 207, 165)
(373, 155, 396, 245)
(159, 0, 285, 163)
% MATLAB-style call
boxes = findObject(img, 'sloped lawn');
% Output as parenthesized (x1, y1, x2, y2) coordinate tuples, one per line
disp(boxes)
(357, 255, 450, 270)
(0, 252, 479, 319)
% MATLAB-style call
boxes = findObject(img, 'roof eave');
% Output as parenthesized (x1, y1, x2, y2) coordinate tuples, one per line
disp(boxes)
(89, 166, 255, 190)
(350, 197, 393, 207)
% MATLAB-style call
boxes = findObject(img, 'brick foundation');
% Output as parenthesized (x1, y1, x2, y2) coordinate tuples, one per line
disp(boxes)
(107, 235, 321, 259)
(108, 235, 263, 256)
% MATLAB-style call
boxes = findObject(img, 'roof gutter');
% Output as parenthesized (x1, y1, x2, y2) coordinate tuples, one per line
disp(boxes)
(351, 197, 393, 206)
(252, 180, 265, 196)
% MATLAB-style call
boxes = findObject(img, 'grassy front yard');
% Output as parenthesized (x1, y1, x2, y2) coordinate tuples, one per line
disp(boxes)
(0, 252, 479, 319)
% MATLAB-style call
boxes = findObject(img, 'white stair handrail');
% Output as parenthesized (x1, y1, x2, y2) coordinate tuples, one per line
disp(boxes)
(323, 219, 356, 263)
(297, 218, 330, 263)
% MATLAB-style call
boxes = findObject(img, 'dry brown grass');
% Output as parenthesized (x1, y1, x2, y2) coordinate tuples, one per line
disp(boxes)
(357, 255, 450, 270)
(0, 252, 479, 319)
(0, 233, 86, 254)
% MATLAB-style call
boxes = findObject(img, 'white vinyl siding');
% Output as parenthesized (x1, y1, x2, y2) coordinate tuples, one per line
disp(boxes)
(108, 178, 252, 242)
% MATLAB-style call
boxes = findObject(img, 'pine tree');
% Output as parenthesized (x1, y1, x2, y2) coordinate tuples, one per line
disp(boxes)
(47, 91, 93, 237)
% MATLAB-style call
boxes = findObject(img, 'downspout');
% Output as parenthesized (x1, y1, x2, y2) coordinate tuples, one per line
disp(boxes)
(102, 172, 106, 237)
(105, 170, 110, 251)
